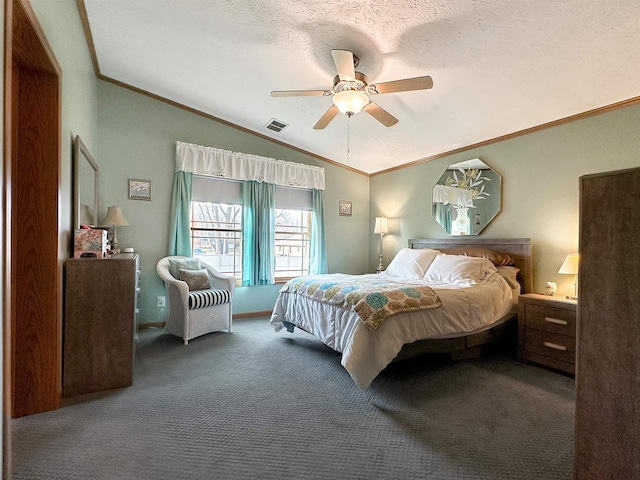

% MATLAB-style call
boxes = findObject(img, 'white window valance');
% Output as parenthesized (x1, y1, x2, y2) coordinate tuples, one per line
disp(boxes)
(433, 184, 474, 208)
(176, 141, 325, 191)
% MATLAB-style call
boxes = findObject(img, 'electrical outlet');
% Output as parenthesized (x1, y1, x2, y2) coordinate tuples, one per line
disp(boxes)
(157, 296, 165, 308)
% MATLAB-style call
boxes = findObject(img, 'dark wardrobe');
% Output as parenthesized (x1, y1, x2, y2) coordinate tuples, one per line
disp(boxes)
(575, 167, 640, 478)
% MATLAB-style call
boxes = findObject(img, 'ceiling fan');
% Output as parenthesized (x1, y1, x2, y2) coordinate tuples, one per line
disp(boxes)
(271, 49, 433, 130)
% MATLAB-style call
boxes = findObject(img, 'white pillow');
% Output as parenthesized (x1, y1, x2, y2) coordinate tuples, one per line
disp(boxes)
(168, 257, 201, 280)
(423, 254, 497, 285)
(385, 248, 439, 280)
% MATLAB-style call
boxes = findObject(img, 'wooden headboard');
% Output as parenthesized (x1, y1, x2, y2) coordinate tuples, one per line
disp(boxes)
(408, 237, 532, 294)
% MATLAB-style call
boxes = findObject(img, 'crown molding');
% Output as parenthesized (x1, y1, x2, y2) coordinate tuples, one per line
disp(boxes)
(75, 0, 369, 177)
(77, 0, 640, 179)
(371, 95, 640, 177)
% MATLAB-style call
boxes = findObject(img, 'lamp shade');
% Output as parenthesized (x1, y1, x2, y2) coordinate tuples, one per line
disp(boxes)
(102, 206, 130, 227)
(79, 203, 94, 225)
(558, 254, 579, 275)
(373, 216, 389, 235)
(332, 90, 369, 115)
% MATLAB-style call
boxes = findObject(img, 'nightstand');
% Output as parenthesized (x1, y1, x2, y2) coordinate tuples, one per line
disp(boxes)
(518, 293, 577, 375)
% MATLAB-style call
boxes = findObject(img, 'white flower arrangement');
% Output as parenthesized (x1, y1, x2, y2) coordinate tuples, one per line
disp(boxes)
(444, 167, 491, 204)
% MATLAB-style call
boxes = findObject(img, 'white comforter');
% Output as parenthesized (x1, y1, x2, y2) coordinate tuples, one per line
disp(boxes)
(270, 272, 513, 389)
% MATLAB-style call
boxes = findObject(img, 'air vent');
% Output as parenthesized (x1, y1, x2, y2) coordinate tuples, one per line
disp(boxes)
(265, 118, 289, 133)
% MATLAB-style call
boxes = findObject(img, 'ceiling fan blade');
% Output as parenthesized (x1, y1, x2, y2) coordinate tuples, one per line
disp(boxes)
(370, 76, 433, 95)
(331, 50, 356, 82)
(363, 102, 398, 127)
(313, 105, 339, 130)
(271, 90, 331, 97)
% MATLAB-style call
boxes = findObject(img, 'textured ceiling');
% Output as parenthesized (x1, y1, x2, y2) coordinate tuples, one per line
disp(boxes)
(82, 0, 640, 174)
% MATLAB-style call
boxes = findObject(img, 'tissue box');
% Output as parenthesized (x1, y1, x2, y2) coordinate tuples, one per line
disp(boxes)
(74, 229, 108, 258)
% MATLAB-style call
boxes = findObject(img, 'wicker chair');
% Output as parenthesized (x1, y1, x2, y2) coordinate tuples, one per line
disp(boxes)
(156, 256, 234, 344)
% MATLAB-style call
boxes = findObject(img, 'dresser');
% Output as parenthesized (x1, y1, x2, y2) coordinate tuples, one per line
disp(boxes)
(518, 293, 577, 374)
(63, 253, 140, 397)
(575, 168, 640, 479)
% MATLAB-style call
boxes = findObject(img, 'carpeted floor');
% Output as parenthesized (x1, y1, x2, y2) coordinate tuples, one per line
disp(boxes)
(12, 317, 575, 480)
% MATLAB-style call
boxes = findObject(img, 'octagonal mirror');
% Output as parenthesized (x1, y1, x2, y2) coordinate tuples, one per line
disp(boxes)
(432, 158, 502, 235)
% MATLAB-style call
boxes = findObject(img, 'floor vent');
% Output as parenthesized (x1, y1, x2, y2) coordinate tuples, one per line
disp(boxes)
(265, 118, 289, 133)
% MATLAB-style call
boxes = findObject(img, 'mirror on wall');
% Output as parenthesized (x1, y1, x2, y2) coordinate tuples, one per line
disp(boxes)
(73, 135, 99, 230)
(432, 158, 501, 235)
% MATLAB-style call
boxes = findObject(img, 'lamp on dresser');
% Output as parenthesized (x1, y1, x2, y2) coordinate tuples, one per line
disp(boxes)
(102, 205, 130, 251)
(79, 203, 94, 226)
(558, 253, 579, 300)
(373, 216, 389, 273)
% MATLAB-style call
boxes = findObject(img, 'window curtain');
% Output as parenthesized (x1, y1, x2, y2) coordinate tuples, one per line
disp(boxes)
(169, 171, 193, 256)
(242, 180, 275, 286)
(174, 141, 327, 283)
(309, 189, 328, 274)
(432, 202, 452, 233)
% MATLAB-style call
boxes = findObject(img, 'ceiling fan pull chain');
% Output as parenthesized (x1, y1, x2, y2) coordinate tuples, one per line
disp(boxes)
(346, 114, 351, 165)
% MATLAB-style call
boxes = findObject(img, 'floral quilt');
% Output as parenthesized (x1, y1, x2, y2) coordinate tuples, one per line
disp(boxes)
(281, 274, 442, 330)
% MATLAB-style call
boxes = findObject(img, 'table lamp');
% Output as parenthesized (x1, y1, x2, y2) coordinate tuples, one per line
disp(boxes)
(79, 203, 94, 226)
(558, 253, 579, 300)
(102, 206, 130, 251)
(373, 216, 389, 273)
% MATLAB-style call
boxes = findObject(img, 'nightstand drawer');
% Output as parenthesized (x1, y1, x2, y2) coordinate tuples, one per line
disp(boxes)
(524, 304, 576, 337)
(525, 329, 576, 364)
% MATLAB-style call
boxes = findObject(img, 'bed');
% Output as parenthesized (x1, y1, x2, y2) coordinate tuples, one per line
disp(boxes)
(270, 238, 531, 389)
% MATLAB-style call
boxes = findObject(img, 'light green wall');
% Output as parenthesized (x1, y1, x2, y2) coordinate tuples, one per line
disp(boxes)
(11, 0, 96, 451)
(26, 0, 640, 317)
(370, 104, 640, 297)
(30, 0, 99, 256)
(96, 81, 370, 320)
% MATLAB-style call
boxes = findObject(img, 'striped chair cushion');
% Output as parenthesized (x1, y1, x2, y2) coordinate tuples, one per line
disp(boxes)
(188, 289, 231, 310)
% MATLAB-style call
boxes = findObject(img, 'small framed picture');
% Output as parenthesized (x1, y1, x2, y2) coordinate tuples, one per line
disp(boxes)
(339, 200, 352, 216)
(128, 179, 152, 201)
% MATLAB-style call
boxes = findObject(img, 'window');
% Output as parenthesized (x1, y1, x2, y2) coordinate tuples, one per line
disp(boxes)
(274, 208, 311, 281)
(190, 176, 243, 283)
(274, 186, 313, 281)
(190, 201, 242, 284)
(190, 176, 315, 285)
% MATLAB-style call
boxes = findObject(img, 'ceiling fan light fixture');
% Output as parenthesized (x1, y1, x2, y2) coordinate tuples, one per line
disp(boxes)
(332, 90, 369, 116)
(272, 50, 431, 129)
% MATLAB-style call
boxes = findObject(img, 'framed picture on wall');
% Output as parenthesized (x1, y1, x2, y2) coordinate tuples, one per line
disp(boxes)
(339, 200, 352, 216)
(128, 179, 152, 201)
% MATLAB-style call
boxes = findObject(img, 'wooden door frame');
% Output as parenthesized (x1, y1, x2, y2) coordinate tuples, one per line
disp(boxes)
(3, 0, 62, 473)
